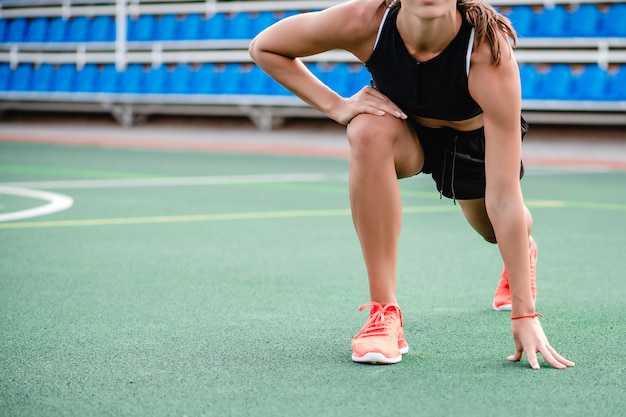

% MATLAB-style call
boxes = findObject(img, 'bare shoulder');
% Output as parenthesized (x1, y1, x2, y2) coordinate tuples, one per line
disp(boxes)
(468, 33, 520, 105)
(257, 0, 385, 60)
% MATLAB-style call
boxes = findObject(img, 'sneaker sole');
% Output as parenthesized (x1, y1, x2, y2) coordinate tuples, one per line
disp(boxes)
(352, 346, 409, 365)
(492, 303, 512, 311)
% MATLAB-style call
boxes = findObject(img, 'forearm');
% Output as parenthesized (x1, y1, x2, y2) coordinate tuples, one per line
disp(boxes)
(486, 195, 535, 316)
(249, 46, 343, 120)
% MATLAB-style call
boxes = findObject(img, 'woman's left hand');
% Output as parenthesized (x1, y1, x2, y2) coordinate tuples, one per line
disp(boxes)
(509, 317, 575, 370)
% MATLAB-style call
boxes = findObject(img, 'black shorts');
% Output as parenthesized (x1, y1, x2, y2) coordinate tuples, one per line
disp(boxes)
(410, 117, 528, 200)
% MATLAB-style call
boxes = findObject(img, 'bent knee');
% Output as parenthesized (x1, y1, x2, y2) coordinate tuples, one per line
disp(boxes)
(347, 114, 423, 178)
(347, 114, 399, 152)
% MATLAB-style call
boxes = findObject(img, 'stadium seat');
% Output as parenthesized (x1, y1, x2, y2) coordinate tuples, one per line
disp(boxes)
(67, 16, 90, 42)
(31, 64, 55, 91)
(155, 14, 179, 41)
(47, 17, 69, 42)
(575, 64, 610, 100)
(201, 13, 226, 39)
(90, 16, 114, 42)
(223, 13, 251, 39)
(179, 14, 203, 40)
(191, 63, 217, 94)
(568, 4, 602, 37)
(519, 64, 541, 99)
(75, 64, 98, 92)
(239, 64, 268, 95)
(217, 63, 243, 94)
(609, 65, 626, 100)
(10, 64, 34, 91)
(129, 15, 155, 41)
(325, 63, 353, 97)
(169, 64, 193, 94)
(7, 18, 28, 42)
(0, 19, 7, 43)
(348, 64, 371, 96)
(119, 64, 144, 93)
(52, 64, 76, 92)
(0, 63, 12, 90)
(25, 17, 49, 43)
(538, 64, 574, 100)
(144, 65, 167, 94)
(505, 6, 534, 38)
(97, 64, 119, 93)
(604, 4, 626, 37)
(249, 11, 277, 38)
(534, 5, 567, 37)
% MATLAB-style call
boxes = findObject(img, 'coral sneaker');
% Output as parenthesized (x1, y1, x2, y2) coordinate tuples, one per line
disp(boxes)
(351, 302, 409, 364)
(492, 239, 538, 311)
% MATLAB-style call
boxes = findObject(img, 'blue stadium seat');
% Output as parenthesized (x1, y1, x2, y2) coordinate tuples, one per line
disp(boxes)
(75, 64, 98, 92)
(90, 16, 114, 42)
(97, 64, 119, 93)
(119, 64, 144, 93)
(604, 4, 626, 37)
(217, 63, 243, 94)
(223, 13, 251, 39)
(308, 63, 333, 86)
(52, 64, 76, 92)
(609, 65, 626, 100)
(325, 63, 353, 97)
(249, 11, 276, 38)
(347, 64, 371, 96)
(7, 18, 28, 42)
(31, 63, 55, 91)
(192, 63, 219, 94)
(179, 14, 203, 40)
(0, 63, 12, 90)
(534, 5, 567, 37)
(25, 17, 49, 43)
(144, 65, 167, 94)
(155, 14, 179, 41)
(67, 16, 90, 42)
(0, 19, 7, 42)
(537, 64, 573, 100)
(128, 15, 155, 41)
(519, 64, 541, 99)
(201, 13, 226, 39)
(568, 4, 602, 37)
(48, 17, 69, 42)
(574, 64, 609, 100)
(169, 64, 193, 94)
(11, 64, 34, 91)
(239, 64, 268, 95)
(505, 6, 534, 38)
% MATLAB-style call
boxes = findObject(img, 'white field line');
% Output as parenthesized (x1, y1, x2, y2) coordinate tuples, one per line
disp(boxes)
(0, 173, 350, 190)
(0, 186, 74, 222)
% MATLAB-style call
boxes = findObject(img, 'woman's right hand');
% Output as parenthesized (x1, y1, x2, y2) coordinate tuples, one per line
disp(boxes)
(330, 86, 408, 125)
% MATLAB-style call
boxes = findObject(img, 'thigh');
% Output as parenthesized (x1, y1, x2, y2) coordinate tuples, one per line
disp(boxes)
(347, 113, 424, 179)
(457, 198, 497, 243)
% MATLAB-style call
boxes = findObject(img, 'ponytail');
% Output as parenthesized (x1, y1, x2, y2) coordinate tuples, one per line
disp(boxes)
(457, 0, 517, 65)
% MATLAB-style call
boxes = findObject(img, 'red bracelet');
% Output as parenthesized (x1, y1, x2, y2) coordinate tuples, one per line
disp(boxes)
(511, 313, 543, 320)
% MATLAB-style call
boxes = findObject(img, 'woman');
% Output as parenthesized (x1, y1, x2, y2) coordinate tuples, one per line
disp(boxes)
(249, 0, 574, 369)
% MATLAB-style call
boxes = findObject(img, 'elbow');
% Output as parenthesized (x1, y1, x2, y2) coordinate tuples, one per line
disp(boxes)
(248, 37, 261, 63)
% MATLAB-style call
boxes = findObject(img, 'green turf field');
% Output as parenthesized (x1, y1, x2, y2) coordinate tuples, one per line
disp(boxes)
(1, 141, 625, 417)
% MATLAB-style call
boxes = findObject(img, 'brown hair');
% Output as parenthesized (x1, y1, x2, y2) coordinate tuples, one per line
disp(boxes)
(381, 0, 517, 65)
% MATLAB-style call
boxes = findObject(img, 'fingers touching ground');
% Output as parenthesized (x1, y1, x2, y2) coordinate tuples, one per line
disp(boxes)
(509, 318, 575, 370)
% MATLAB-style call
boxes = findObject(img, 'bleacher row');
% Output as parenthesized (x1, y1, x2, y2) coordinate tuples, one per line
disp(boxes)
(0, 0, 625, 129)
(2, 61, 626, 101)
(2, 3, 625, 43)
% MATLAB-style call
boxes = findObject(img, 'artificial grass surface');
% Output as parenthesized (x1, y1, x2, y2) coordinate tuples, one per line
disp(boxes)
(1, 142, 625, 417)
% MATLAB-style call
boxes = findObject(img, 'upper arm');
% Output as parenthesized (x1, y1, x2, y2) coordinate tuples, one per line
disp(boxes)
(468, 36, 523, 198)
(250, 0, 383, 62)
